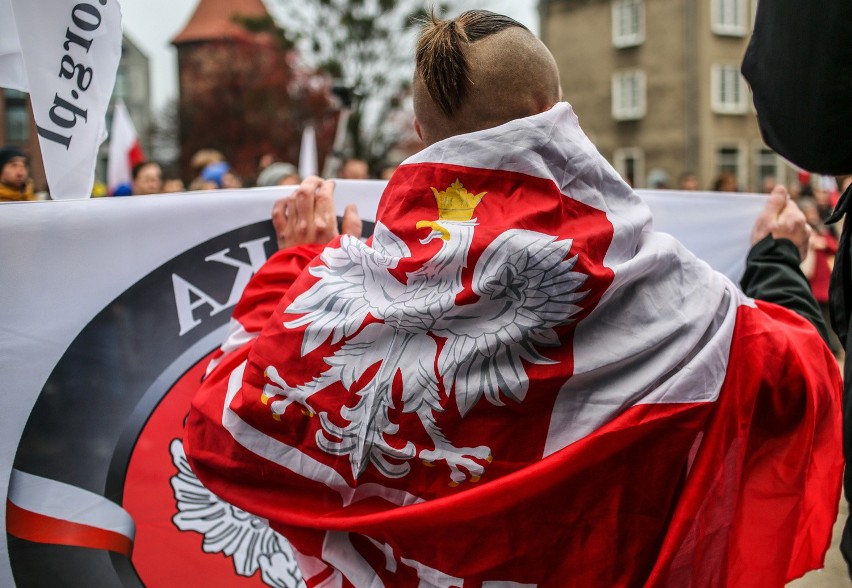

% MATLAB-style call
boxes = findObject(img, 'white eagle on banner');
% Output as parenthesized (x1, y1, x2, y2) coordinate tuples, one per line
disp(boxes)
(170, 440, 306, 588)
(263, 180, 589, 486)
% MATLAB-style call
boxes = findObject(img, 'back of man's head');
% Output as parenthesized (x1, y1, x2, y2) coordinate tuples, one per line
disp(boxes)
(413, 10, 562, 145)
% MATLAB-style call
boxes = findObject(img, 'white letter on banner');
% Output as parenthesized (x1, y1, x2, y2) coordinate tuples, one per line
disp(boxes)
(172, 238, 271, 336)
(10, 0, 122, 199)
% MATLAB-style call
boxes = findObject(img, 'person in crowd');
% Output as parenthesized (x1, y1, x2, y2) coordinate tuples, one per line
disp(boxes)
(743, 0, 852, 575)
(379, 161, 401, 181)
(711, 171, 738, 192)
(338, 157, 370, 179)
(799, 197, 841, 356)
(256, 162, 301, 187)
(185, 10, 841, 586)
(188, 148, 226, 189)
(222, 170, 243, 190)
(677, 171, 699, 191)
(131, 161, 163, 196)
(162, 178, 186, 194)
(762, 175, 778, 194)
(0, 147, 35, 202)
(647, 168, 670, 189)
(198, 161, 229, 189)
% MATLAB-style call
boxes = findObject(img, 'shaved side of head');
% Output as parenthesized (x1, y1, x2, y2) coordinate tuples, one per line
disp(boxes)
(414, 10, 562, 145)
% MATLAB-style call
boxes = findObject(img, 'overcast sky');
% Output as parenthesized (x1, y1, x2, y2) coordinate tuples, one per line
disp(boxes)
(120, 0, 540, 113)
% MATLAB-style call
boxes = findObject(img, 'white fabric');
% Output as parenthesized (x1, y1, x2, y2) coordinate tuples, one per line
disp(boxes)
(299, 125, 318, 178)
(0, 0, 27, 92)
(11, 0, 123, 199)
(404, 103, 743, 456)
(106, 99, 139, 193)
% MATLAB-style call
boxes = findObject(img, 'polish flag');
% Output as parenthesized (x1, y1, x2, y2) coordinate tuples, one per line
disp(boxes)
(184, 103, 842, 586)
(107, 100, 145, 195)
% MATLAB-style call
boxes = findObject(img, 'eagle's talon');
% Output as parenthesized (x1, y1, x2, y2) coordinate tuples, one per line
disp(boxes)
(261, 393, 271, 405)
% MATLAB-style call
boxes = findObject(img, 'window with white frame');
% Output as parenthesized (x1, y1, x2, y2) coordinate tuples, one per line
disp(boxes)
(613, 147, 645, 188)
(714, 144, 746, 190)
(612, 70, 646, 120)
(712, 0, 747, 35)
(711, 65, 748, 114)
(754, 146, 783, 192)
(612, 0, 644, 48)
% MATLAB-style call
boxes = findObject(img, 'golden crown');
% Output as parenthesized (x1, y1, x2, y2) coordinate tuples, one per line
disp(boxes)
(430, 179, 486, 221)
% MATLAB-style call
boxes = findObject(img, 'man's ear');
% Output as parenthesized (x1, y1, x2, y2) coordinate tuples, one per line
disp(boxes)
(414, 119, 423, 141)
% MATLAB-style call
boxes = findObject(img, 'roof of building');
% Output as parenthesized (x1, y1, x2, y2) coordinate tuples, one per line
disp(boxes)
(172, 0, 271, 45)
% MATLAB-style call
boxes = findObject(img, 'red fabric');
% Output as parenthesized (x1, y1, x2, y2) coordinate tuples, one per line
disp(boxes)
(6, 500, 133, 557)
(809, 230, 837, 303)
(185, 253, 842, 586)
(128, 140, 145, 168)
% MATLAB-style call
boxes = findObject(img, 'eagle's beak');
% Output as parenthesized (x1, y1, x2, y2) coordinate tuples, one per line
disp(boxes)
(416, 220, 450, 242)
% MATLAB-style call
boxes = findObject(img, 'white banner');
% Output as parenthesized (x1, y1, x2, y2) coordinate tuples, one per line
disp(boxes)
(10, 0, 122, 199)
(0, 184, 763, 586)
(0, 0, 27, 92)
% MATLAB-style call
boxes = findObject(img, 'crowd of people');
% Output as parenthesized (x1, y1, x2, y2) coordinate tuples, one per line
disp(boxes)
(0, 143, 388, 200)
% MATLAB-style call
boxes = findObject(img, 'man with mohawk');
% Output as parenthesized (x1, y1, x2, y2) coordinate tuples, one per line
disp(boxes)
(185, 10, 841, 586)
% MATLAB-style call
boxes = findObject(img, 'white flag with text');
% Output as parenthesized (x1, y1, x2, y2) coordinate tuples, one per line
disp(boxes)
(10, 0, 122, 199)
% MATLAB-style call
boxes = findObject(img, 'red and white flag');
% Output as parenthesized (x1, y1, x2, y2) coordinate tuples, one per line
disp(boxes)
(185, 103, 842, 587)
(107, 100, 145, 195)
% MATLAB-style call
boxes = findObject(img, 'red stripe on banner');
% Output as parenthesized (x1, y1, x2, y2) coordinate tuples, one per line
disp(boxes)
(6, 499, 133, 557)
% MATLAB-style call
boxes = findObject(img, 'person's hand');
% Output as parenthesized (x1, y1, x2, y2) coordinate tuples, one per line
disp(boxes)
(750, 184, 812, 260)
(272, 176, 362, 250)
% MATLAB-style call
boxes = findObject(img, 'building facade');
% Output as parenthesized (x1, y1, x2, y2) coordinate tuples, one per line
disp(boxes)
(541, 0, 791, 192)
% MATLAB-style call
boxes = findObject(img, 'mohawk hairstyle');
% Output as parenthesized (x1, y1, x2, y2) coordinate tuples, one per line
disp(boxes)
(416, 10, 528, 117)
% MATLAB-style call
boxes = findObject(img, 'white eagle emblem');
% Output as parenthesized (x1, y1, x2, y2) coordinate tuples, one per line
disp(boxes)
(263, 180, 589, 486)
(169, 440, 306, 588)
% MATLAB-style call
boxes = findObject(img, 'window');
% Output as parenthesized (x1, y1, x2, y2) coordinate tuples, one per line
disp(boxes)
(754, 146, 783, 192)
(714, 143, 747, 191)
(4, 89, 29, 144)
(612, 70, 646, 121)
(613, 148, 645, 188)
(612, 0, 644, 48)
(114, 69, 128, 101)
(712, 0, 747, 36)
(711, 65, 748, 114)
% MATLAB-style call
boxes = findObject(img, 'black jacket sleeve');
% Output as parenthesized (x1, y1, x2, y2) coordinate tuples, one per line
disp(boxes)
(740, 235, 828, 343)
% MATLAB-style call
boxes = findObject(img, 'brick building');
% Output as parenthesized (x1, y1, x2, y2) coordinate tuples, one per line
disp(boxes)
(172, 0, 336, 183)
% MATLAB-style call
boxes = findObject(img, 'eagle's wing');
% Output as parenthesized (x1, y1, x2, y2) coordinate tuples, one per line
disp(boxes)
(432, 229, 589, 416)
(283, 223, 409, 356)
(169, 440, 305, 587)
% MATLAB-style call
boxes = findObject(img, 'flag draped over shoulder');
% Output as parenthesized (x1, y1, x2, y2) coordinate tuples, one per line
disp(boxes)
(185, 103, 843, 587)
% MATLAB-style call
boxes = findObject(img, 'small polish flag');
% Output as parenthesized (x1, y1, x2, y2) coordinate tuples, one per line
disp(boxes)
(107, 100, 145, 195)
